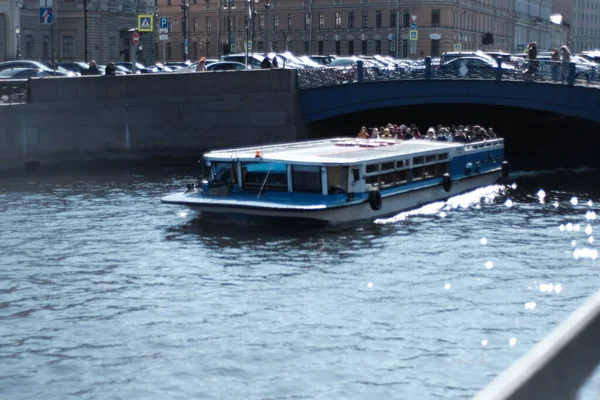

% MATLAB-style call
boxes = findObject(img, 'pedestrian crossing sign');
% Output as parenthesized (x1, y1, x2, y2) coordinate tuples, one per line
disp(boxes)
(138, 14, 153, 32)
(409, 30, 418, 41)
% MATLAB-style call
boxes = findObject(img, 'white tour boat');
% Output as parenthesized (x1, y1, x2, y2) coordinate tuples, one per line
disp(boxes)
(161, 137, 509, 223)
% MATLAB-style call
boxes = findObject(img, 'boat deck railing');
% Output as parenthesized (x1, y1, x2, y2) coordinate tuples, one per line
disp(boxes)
(472, 288, 600, 399)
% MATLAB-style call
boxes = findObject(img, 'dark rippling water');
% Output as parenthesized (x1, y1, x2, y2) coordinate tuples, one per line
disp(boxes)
(1, 167, 600, 399)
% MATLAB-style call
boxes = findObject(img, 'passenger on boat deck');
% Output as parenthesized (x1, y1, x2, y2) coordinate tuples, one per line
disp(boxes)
(425, 127, 436, 140)
(370, 128, 380, 138)
(381, 128, 393, 138)
(357, 126, 369, 139)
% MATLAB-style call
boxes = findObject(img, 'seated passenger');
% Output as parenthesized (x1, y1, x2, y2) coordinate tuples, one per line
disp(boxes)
(381, 128, 393, 138)
(357, 126, 369, 139)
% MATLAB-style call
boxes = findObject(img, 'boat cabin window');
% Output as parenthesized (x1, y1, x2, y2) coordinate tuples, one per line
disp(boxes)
(366, 164, 379, 174)
(211, 162, 237, 185)
(425, 155, 437, 163)
(438, 153, 448, 161)
(413, 156, 424, 165)
(292, 165, 321, 193)
(327, 166, 349, 194)
(381, 161, 395, 172)
(241, 162, 288, 192)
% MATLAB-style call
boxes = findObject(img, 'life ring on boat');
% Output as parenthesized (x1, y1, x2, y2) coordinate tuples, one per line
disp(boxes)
(368, 190, 382, 211)
(501, 161, 511, 178)
(442, 173, 452, 192)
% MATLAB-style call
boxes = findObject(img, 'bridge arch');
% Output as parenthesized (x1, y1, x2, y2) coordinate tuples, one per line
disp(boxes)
(300, 80, 600, 124)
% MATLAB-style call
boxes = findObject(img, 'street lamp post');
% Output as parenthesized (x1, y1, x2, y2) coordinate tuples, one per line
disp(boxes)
(223, 0, 236, 54)
(15, 26, 21, 60)
(248, 0, 259, 55)
(181, 0, 189, 61)
(84, 0, 88, 61)
(395, 0, 399, 59)
(264, 2, 271, 52)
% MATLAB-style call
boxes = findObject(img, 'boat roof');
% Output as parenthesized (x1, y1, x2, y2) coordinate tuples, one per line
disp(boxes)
(204, 138, 484, 165)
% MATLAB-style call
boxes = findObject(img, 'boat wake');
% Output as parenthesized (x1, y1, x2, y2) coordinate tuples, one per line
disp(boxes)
(374, 184, 509, 224)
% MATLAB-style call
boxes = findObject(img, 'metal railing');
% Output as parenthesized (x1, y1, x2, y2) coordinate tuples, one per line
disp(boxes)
(297, 58, 600, 90)
(473, 288, 600, 400)
(0, 79, 29, 104)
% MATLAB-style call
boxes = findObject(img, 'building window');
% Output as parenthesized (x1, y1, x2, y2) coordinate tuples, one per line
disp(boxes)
(335, 40, 341, 55)
(193, 42, 198, 58)
(62, 36, 73, 59)
(206, 17, 212, 32)
(403, 10, 410, 27)
(319, 13, 324, 29)
(168, 43, 172, 58)
(376, 10, 382, 28)
(348, 40, 354, 55)
(431, 39, 440, 56)
(288, 14, 293, 30)
(361, 40, 367, 55)
(258, 41, 264, 52)
(390, 10, 397, 28)
(304, 13, 310, 30)
(375, 39, 381, 54)
(168, 0, 171, 4)
(273, 40, 278, 52)
(335, 12, 341, 28)
(25, 35, 33, 58)
(348, 11, 354, 28)
(304, 40, 309, 54)
(431, 9, 440, 27)
(42, 36, 49, 59)
(259, 15, 265, 30)
(194, 17, 199, 32)
(362, 11, 368, 28)
(402, 39, 408, 57)
(109, 36, 116, 59)
(274, 14, 279, 30)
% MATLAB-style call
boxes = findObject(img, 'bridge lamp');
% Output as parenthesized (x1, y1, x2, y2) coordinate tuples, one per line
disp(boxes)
(15, 25, 21, 60)
(223, 0, 237, 54)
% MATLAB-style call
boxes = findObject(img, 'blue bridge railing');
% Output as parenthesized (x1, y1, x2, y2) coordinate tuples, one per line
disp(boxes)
(297, 57, 599, 90)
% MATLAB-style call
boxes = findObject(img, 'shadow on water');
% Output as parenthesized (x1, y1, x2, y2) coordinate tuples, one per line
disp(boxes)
(164, 212, 399, 249)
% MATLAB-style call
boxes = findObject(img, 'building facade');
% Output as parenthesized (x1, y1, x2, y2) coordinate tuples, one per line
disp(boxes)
(154, 0, 558, 62)
(554, 0, 600, 53)
(1, 0, 156, 65)
(0, 0, 21, 61)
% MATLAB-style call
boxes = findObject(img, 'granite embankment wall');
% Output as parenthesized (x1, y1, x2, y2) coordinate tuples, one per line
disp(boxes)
(0, 69, 306, 171)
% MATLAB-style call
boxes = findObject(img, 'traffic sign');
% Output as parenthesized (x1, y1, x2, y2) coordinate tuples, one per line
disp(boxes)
(390, 40, 396, 51)
(453, 43, 462, 51)
(247, 41, 252, 51)
(230, 43, 237, 53)
(132, 32, 140, 46)
(138, 14, 153, 32)
(160, 34, 169, 41)
(387, 33, 395, 40)
(160, 17, 169, 29)
(411, 23, 417, 30)
(409, 30, 418, 41)
(40, 7, 53, 24)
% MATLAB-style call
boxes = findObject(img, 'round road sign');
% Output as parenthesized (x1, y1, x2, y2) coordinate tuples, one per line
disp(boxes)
(133, 32, 140, 46)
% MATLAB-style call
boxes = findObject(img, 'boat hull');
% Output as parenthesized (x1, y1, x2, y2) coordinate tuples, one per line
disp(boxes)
(162, 170, 502, 223)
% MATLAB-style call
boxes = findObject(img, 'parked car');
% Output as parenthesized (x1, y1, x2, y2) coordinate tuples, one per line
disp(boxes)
(0, 60, 75, 77)
(304, 55, 335, 65)
(438, 56, 515, 78)
(206, 61, 247, 71)
(220, 54, 264, 69)
(114, 62, 145, 73)
(59, 61, 89, 75)
(0, 68, 50, 79)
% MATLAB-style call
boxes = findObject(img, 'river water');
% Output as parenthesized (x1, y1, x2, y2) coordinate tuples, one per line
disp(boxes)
(1, 166, 599, 399)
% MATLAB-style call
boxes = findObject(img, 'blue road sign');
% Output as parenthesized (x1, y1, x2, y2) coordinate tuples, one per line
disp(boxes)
(160, 17, 169, 29)
(411, 22, 417, 30)
(40, 7, 53, 24)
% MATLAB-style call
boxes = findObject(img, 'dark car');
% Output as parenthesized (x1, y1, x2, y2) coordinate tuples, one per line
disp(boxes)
(438, 56, 516, 78)
(0, 68, 50, 79)
(206, 61, 247, 71)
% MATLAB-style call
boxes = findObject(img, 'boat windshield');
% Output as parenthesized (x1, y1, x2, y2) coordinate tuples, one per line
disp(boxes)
(211, 161, 236, 185)
(241, 161, 288, 192)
